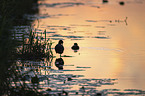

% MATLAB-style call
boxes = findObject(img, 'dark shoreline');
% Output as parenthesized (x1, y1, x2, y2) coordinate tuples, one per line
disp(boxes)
(0, 0, 39, 95)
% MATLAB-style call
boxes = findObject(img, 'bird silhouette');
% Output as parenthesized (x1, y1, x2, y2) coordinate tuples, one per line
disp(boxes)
(71, 43, 79, 52)
(119, 1, 125, 5)
(103, 0, 108, 3)
(55, 40, 64, 57)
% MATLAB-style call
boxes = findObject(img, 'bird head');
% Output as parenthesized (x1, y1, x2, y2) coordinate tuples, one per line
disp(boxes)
(74, 43, 78, 45)
(58, 40, 63, 44)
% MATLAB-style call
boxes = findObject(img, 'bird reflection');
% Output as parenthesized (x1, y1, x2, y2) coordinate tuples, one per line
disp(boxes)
(55, 58, 64, 70)
(71, 43, 79, 52)
(55, 40, 64, 57)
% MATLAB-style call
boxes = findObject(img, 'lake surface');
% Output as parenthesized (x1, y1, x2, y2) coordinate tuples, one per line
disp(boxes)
(29, 0, 145, 95)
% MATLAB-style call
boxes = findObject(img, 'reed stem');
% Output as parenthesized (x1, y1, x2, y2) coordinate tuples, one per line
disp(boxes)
(22, 34, 25, 54)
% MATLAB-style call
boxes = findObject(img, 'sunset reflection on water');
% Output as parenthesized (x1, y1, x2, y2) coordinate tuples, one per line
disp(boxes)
(33, 0, 145, 91)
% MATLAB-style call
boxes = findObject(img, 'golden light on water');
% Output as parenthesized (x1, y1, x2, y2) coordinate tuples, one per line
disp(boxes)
(32, 0, 145, 90)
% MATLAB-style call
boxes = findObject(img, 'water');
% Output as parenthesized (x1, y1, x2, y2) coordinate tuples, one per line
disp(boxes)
(18, 0, 145, 95)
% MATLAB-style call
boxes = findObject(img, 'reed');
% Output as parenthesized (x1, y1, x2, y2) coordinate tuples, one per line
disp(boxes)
(18, 28, 53, 60)
(22, 33, 25, 54)
(44, 29, 47, 43)
(4, 63, 43, 96)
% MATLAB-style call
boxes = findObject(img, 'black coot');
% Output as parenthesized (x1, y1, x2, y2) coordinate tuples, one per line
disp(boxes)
(55, 40, 64, 56)
(71, 43, 79, 52)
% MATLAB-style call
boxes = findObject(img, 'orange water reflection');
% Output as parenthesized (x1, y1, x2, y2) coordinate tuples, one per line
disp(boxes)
(33, 0, 145, 90)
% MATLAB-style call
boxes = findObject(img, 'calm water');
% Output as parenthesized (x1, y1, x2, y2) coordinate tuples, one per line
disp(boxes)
(29, 0, 145, 94)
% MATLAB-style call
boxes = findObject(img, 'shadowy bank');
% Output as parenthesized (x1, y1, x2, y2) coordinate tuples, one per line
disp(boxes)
(0, 0, 44, 95)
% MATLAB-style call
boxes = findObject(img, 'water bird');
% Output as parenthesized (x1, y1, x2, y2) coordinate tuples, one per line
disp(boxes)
(55, 40, 64, 57)
(119, 1, 125, 5)
(71, 43, 79, 52)
(103, 0, 108, 3)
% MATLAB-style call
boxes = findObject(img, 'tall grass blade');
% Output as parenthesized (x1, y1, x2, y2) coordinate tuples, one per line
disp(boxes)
(22, 34, 25, 54)
(44, 29, 46, 42)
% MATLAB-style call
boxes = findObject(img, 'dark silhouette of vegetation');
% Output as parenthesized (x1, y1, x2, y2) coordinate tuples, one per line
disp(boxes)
(0, 0, 38, 26)
(17, 29, 53, 60)
(0, 0, 43, 95)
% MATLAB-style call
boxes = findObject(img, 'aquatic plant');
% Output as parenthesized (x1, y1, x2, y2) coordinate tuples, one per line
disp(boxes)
(17, 28, 53, 60)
